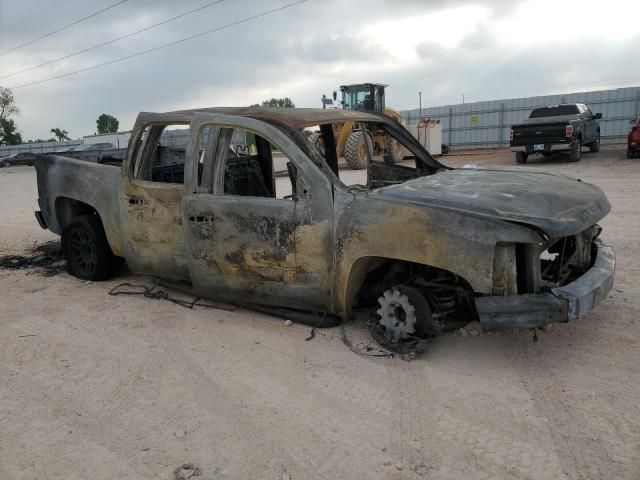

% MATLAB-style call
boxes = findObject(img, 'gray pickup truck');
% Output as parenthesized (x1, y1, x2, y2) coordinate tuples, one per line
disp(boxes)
(34, 107, 615, 344)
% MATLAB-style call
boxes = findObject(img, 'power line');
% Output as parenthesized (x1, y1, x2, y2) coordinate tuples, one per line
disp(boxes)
(0, 0, 129, 58)
(10, 0, 310, 90)
(1, 0, 226, 80)
(1, 0, 73, 31)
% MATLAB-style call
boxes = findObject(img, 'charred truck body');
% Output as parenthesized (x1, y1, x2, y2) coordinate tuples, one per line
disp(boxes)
(34, 107, 615, 344)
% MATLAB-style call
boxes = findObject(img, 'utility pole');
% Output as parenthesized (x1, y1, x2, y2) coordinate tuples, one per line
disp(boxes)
(419, 91, 422, 120)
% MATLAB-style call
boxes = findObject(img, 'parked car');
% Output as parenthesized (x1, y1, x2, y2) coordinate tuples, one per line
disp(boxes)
(510, 103, 602, 163)
(0, 151, 37, 167)
(33, 107, 614, 345)
(627, 117, 640, 158)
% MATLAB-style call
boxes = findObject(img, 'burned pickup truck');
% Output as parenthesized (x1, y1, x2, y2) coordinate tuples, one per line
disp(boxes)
(34, 107, 615, 344)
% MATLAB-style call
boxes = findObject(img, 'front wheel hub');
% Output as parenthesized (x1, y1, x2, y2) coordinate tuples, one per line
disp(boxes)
(377, 289, 417, 343)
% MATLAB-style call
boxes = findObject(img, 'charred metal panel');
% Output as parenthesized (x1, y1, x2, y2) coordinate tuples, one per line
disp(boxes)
(477, 240, 614, 329)
(368, 167, 610, 238)
(476, 294, 566, 330)
(182, 113, 334, 311)
(182, 194, 334, 310)
(331, 188, 542, 316)
(552, 239, 615, 319)
(493, 243, 517, 295)
(120, 177, 189, 281)
(34, 154, 124, 256)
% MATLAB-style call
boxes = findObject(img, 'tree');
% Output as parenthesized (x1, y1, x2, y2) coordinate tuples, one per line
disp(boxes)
(260, 97, 295, 108)
(96, 114, 119, 134)
(0, 86, 21, 146)
(50, 128, 70, 141)
(0, 119, 23, 145)
(0, 87, 19, 123)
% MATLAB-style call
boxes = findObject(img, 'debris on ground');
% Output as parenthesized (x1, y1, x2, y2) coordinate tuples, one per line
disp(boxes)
(284, 319, 293, 327)
(174, 463, 200, 480)
(109, 282, 237, 311)
(457, 321, 483, 337)
(0, 241, 65, 276)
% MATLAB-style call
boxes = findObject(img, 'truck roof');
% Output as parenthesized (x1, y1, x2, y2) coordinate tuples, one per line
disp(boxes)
(167, 106, 385, 129)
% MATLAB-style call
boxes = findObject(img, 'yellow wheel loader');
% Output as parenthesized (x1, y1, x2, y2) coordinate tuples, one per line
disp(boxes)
(314, 83, 404, 169)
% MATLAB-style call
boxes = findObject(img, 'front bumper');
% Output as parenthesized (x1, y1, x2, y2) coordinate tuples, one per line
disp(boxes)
(475, 239, 615, 330)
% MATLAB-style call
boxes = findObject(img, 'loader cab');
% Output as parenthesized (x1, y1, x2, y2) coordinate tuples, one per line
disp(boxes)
(340, 83, 387, 113)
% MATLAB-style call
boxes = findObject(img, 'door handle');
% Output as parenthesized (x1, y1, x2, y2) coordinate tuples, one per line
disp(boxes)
(127, 196, 148, 206)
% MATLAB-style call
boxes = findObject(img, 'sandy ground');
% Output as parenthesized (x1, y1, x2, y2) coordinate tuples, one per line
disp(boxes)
(1, 147, 639, 480)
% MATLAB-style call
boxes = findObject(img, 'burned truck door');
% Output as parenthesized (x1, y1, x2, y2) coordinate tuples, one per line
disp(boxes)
(120, 114, 192, 281)
(182, 114, 334, 311)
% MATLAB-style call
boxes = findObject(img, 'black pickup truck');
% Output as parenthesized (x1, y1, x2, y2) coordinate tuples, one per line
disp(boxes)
(510, 104, 602, 163)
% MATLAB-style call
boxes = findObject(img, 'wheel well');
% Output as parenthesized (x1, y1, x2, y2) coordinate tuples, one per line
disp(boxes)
(55, 197, 101, 231)
(346, 257, 476, 321)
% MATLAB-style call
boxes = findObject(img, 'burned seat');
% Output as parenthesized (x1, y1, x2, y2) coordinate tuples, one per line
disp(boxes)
(223, 156, 271, 197)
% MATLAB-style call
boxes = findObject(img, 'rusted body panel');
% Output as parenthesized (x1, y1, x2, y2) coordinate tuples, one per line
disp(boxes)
(330, 190, 542, 316)
(120, 177, 189, 281)
(34, 107, 615, 330)
(34, 155, 124, 256)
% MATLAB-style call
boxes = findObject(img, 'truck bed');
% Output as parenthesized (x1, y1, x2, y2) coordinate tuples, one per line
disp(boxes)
(34, 154, 124, 253)
(511, 115, 577, 146)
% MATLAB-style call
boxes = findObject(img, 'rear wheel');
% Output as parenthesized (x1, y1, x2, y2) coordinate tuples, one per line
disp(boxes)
(62, 214, 120, 281)
(515, 152, 528, 164)
(569, 138, 582, 162)
(589, 135, 600, 153)
(627, 147, 634, 159)
(0, 160, 10, 168)
(344, 130, 373, 170)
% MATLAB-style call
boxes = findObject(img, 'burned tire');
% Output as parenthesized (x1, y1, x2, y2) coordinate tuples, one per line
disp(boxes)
(383, 134, 403, 164)
(569, 138, 582, 162)
(589, 135, 600, 153)
(62, 214, 120, 281)
(515, 152, 528, 164)
(344, 131, 372, 170)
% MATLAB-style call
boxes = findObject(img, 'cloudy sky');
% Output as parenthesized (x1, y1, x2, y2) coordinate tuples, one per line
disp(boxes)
(1, 0, 639, 140)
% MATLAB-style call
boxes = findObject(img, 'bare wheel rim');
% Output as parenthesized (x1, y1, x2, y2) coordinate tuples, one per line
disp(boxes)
(68, 227, 97, 277)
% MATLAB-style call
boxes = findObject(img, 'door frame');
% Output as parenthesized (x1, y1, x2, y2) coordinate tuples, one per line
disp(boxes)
(119, 113, 192, 280)
(182, 113, 336, 310)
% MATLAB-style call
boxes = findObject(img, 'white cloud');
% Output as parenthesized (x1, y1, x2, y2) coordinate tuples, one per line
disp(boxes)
(362, 5, 491, 62)
(0, 0, 638, 139)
